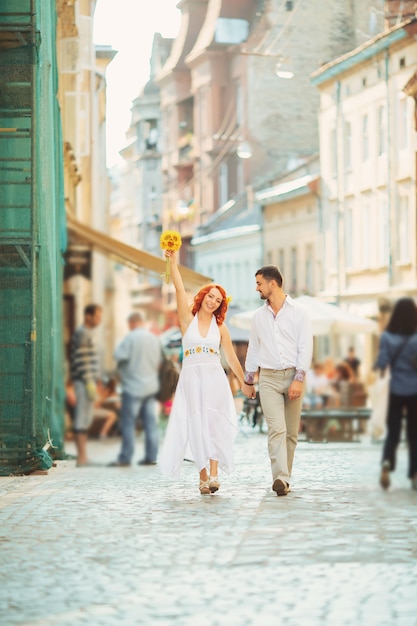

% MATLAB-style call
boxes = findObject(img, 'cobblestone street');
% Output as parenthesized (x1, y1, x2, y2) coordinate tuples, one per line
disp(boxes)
(0, 425, 416, 626)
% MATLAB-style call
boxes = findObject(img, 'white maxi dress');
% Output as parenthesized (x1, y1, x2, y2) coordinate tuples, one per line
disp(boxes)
(159, 314, 238, 480)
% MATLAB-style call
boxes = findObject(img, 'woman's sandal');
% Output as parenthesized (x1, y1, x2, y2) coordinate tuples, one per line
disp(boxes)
(199, 478, 211, 495)
(209, 476, 220, 493)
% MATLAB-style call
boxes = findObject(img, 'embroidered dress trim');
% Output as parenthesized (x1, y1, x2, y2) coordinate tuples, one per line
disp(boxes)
(184, 345, 220, 358)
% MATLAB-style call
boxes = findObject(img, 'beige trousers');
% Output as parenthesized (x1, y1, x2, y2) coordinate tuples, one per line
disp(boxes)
(259, 368, 303, 485)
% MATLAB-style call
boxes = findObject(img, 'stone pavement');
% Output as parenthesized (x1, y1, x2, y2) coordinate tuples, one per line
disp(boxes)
(0, 424, 416, 626)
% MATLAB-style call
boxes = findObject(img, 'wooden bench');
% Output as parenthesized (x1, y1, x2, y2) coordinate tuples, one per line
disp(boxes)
(301, 407, 371, 443)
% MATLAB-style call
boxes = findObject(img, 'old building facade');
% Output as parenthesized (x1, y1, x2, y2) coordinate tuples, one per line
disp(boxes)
(152, 0, 385, 309)
(312, 16, 417, 320)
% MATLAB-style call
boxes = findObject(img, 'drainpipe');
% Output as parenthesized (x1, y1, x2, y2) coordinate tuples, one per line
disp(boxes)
(308, 180, 324, 293)
(335, 80, 342, 306)
(384, 49, 393, 286)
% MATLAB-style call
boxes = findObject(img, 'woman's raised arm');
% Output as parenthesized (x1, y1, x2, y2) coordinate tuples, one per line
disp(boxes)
(165, 250, 193, 334)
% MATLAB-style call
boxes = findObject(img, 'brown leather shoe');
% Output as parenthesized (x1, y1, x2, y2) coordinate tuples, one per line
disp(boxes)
(272, 478, 290, 496)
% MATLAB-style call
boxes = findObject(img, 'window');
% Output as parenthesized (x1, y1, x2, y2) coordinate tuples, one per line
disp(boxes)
(305, 244, 313, 293)
(278, 248, 285, 274)
(345, 203, 353, 269)
(378, 104, 386, 156)
(398, 96, 408, 150)
(59, 39, 79, 73)
(360, 195, 371, 268)
(233, 262, 240, 294)
(376, 191, 389, 267)
(224, 262, 231, 289)
(398, 195, 410, 262)
(235, 82, 243, 127)
(344, 121, 352, 170)
(198, 88, 209, 139)
(63, 92, 90, 157)
(79, 16, 93, 69)
(215, 18, 249, 44)
(369, 200, 378, 268)
(218, 162, 228, 207)
(331, 128, 337, 178)
(331, 205, 338, 269)
(178, 97, 194, 136)
(290, 247, 297, 292)
(362, 114, 369, 162)
(237, 158, 244, 194)
(166, 107, 175, 152)
(145, 119, 158, 150)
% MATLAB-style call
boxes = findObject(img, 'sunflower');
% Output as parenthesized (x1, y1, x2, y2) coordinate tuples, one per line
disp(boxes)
(160, 230, 182, 252)
(160, 230, 182, 284)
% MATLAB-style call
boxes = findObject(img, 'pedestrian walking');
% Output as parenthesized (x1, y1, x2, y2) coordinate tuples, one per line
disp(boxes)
(344, 346, 361, 380)
(242, 265, 313, 496)
(159, 250, 245, 495)
(374, 297, 417, 491)
(109, 312, 164, 467)
(69, 303, 103, 467)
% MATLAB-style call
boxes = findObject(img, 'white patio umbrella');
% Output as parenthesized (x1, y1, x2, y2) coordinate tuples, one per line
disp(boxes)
(229, 295, 377, 336)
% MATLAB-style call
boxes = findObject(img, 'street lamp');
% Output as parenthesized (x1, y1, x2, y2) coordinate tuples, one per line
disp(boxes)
(275, 59, 294, 79)
(236, 140, 252, 159)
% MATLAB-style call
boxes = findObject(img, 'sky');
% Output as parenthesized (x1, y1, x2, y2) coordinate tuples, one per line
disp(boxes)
(93, 0, 181, 167)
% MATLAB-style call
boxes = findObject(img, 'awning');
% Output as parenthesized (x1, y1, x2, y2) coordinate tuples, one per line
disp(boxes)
(65, 212, 212, 290)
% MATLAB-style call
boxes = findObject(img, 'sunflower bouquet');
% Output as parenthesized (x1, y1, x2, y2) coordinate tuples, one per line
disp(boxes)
(160, 230, 182, 284)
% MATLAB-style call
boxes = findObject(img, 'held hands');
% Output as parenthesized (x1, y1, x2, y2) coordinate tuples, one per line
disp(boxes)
(243, 380, 302, 400)
(242, 382, 256, 400)
(288, 380, 303, 401)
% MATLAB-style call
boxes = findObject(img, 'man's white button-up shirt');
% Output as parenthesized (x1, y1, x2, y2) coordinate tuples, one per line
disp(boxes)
(245, 295, 313, 376)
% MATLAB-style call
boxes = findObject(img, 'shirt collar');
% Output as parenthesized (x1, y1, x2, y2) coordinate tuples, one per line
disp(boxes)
(266, 294, 294, 315)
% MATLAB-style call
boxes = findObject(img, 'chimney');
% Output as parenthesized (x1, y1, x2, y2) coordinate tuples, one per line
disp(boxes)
(384, 0, 417, 28)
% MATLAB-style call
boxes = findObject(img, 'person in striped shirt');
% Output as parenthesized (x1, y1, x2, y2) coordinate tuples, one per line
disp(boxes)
(70, 303, 103, 466)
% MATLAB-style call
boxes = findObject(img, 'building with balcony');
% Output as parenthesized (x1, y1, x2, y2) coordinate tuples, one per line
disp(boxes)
(311, 15, 417, 319)
(153, 0, 385, 309)
(310, 13, 417, 372)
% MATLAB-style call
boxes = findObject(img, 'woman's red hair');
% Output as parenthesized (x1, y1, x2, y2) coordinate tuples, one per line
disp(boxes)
(192, 284, 228, 325)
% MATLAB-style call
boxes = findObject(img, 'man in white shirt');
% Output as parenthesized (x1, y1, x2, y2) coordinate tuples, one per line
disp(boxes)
(109, 312, 164, 467)
(242, 266, 313, 496)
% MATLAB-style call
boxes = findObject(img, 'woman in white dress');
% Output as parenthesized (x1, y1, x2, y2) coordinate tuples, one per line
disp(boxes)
(159, 250, 246, 494)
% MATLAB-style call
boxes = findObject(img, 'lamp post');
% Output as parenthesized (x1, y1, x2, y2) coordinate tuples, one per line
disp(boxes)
(236, 141, 252, 159)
